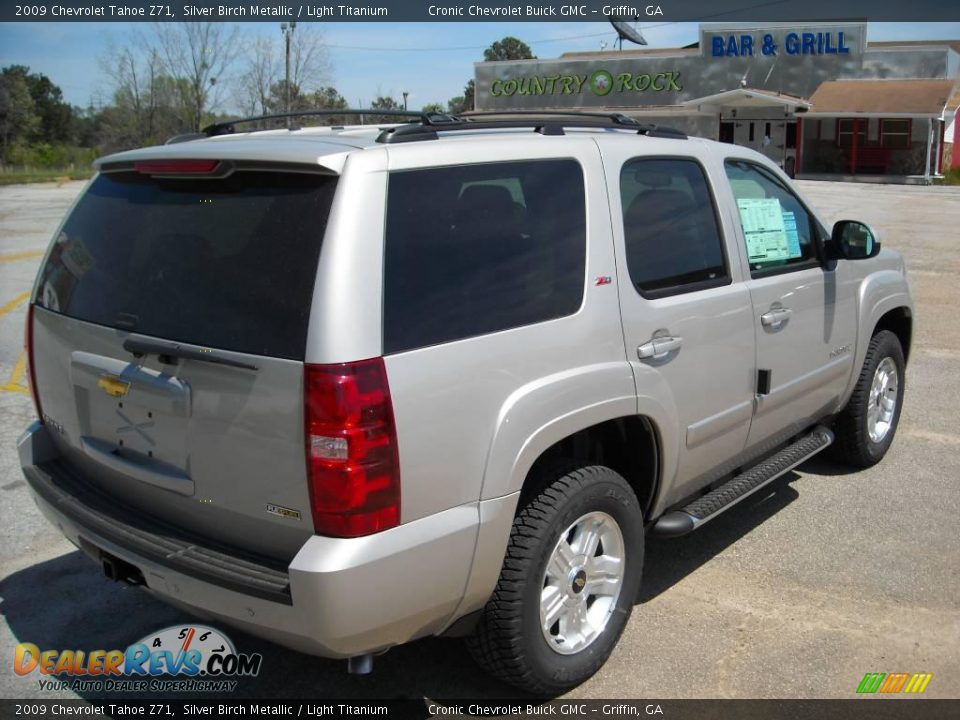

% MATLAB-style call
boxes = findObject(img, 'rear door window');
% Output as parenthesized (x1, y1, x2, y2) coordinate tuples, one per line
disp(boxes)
(36, 170, 337, 360)
(620, 157, 729, 296)
(383, 159, 586, 354)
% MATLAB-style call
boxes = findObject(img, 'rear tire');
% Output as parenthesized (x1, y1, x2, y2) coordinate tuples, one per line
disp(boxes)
(467, 465, 643, 696)
(836, 330, 905, 468)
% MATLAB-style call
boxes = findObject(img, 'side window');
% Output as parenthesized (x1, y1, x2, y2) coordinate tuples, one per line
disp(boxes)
(724, 160, 819, 275)
(383, 159, 586, 354)
(619, 157, 728, 296)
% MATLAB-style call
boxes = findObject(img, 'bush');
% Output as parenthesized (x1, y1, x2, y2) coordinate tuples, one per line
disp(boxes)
(2, 142, 97, 171)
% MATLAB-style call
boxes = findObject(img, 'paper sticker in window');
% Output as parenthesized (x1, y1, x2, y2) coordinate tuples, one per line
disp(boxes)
(736, 198, 798, 264)
(781, 211, 802, 258)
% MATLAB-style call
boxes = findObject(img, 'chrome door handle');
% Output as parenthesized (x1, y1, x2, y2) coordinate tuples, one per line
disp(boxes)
(638, 336, 683, 360)
(761, 308, 792, 327)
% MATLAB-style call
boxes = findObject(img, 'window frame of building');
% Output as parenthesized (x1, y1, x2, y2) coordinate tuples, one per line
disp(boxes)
(723, 158, 826, 278)
(879, 118, 912, 148)
(618, 156, 732, 299)
(836, 118, 868, 148)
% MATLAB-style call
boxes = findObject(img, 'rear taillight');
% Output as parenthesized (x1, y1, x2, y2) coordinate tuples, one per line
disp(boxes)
(25, 303, 42, 421)
(304, 358, 400, 538)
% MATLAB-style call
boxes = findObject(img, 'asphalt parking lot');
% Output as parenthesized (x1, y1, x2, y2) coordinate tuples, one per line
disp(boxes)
(1, 179, 958, 702)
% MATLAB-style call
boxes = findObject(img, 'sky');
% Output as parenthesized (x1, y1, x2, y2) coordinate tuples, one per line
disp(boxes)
(1, 21, 958, 113)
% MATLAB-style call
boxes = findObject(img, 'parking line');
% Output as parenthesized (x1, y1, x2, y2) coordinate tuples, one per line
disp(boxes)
(1, 352, 29, 395)
(0, 250, 44, 264)
(0, 291, 30, 317)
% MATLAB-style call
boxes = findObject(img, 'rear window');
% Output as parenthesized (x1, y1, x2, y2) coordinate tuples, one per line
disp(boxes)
(383, 159, 586, 354)
(36, 170, 337, 360)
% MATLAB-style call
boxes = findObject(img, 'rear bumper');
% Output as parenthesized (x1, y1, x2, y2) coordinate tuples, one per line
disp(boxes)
(18, 421, 508, 659)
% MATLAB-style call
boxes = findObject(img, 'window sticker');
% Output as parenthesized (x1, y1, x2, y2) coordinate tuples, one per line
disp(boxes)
(736, 198, 795, 263)
(781, 211, 802, 258)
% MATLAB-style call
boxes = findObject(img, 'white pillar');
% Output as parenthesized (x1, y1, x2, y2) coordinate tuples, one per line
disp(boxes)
(924, 117, 933, 180)
(934, 120, 942, 175)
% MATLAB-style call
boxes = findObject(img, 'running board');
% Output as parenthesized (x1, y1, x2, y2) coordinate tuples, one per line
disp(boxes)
(651, 426, 834, 538)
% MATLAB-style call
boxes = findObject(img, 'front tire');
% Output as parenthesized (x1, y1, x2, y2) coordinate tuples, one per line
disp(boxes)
(467, 465, 643, 696)
(836, 330, 905, 468)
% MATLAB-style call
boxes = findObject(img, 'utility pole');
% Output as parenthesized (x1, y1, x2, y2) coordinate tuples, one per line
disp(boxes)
(402, 91, 408, 111)
(281, 22, 297, 120)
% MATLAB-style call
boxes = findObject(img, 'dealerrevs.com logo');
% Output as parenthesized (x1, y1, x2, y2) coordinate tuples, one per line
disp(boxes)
(14, 625, 263, 693)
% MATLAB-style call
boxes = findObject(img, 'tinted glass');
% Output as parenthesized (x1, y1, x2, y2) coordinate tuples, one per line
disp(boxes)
(724, 160, 817, 274)
(36, 170, 337, 360)
(620, 158, 727, 294)
(384, 159, 585, 353)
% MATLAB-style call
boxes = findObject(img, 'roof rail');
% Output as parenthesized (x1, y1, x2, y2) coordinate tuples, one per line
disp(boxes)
(196, 108, 689, 143)
(201, 109, 461, 137)
(165, 132, 207, 145)
(376, 111, 688, 143)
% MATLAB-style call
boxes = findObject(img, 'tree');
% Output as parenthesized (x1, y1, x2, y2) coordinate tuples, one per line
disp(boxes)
(483, 36, 535, 62)
(154, 23, 241, 131)
(235, 36, 278, 116)
(264, 80, 311, 116)
(308, 86, 348, 124)
(235, 26, 330, 117)
(0, 69, 39, 162)
(421, 102, 445, 114)
(367, 96, 402, 124)
(288, 25, 331, 92)
(447, 37, 532, 115)
(1, 66, 74, 147)
(312, 86, 347, 110)
(98, 42, 190, 150)
(447, 80, 475, 114)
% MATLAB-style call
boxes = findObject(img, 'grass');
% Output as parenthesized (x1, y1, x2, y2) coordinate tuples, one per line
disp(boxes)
(935, 167, 960, 186)
(0, 168, 94, 186)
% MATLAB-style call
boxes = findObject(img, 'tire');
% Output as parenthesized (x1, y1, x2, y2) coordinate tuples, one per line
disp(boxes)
(467, 465, 644, 696)
(836, 330, 905, 468)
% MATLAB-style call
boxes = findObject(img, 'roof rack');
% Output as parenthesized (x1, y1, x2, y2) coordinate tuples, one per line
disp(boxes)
(201, 109, 461, 137)
(376, 111, 688, 143)
(196, 108, 688, 143)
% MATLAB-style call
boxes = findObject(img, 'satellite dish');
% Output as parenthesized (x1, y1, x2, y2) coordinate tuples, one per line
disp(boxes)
(608, 15, 648, 49)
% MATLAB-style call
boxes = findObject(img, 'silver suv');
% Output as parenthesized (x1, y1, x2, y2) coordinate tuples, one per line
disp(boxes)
(18, 111, 913, 695)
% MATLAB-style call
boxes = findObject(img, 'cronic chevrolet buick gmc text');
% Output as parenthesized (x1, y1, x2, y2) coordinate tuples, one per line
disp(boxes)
(18, 110, 913, 694)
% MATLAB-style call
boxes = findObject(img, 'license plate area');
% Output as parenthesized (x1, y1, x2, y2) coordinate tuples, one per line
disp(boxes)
(69, 351, 192, 488)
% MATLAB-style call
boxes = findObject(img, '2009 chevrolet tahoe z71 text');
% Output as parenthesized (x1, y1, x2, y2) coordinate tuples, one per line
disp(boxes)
(18, 110, 913, 694)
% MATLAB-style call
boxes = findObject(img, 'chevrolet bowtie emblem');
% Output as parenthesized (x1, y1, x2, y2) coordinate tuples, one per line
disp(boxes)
(97, 374, 130, 398)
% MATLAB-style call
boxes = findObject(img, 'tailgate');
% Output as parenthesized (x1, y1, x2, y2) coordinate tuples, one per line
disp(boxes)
(29, 165, 338, 560)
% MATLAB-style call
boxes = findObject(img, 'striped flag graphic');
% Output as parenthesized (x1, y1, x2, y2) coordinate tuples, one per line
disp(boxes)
(857, 672, 932, 694)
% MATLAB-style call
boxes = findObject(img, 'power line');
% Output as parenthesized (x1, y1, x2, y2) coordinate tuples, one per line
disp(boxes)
(320, 0, 794, 53)
(323, 23, 683, 53)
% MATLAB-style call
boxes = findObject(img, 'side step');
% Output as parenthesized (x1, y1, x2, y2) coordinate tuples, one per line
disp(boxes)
(651, 426, 834, 538)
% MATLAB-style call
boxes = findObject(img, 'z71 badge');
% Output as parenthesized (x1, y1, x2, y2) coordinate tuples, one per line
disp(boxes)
(266, 504, 302, 521)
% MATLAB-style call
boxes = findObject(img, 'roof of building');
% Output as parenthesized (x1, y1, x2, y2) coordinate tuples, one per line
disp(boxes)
(557, 40, 960, 61)
(947, 89, 960, 113)
(683, 88, 811, 110)
(806, 79, 957, 115)
(867, 40, 960, 55)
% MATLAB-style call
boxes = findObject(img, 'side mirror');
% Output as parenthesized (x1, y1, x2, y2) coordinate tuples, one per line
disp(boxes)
(831, 220, 881, 260)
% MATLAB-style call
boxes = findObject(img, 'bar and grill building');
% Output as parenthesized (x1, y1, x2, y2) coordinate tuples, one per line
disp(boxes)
(474, 23, 960, 182)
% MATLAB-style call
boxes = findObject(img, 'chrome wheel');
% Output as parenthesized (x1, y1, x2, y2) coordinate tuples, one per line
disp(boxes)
(540, 511, 625, 655)
(867, 356, 899, 444)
